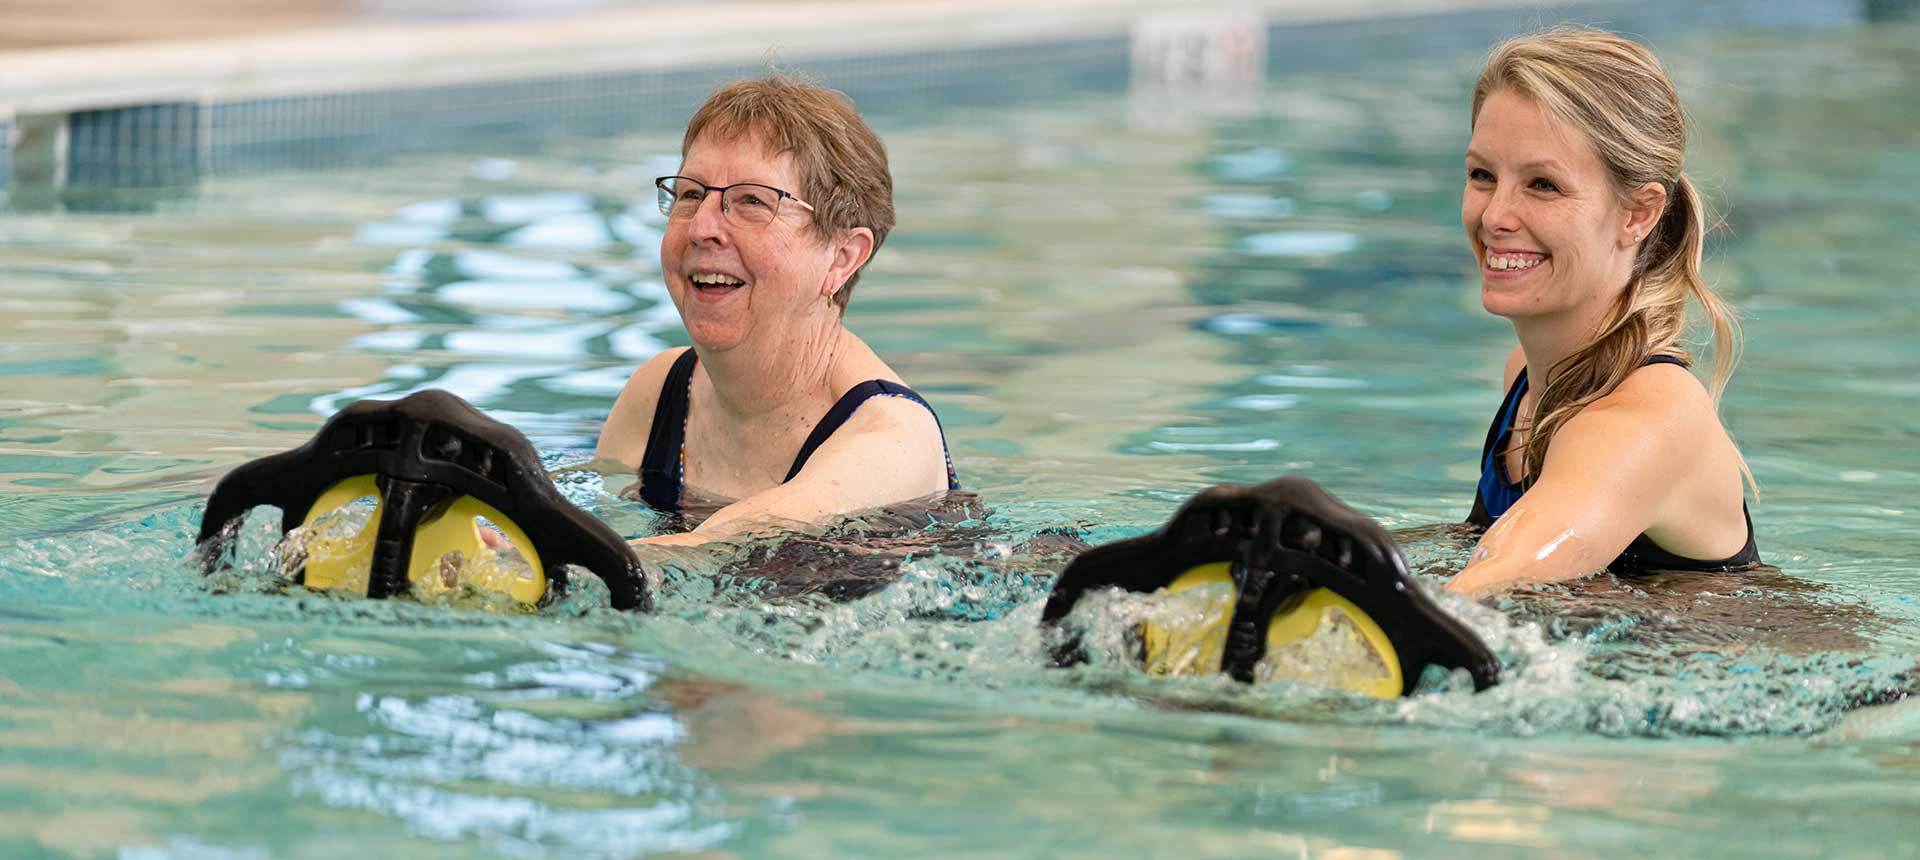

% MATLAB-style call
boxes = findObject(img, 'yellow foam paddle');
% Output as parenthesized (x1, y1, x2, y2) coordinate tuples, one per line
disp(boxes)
(408, 495, 545, 604)
(301, 475, 380, 593)
(1140, 563, 1401, 699)
(1258, 587, 1401, 699)
(1141, 562, 1235, 678)
(300, 475, 545, 605)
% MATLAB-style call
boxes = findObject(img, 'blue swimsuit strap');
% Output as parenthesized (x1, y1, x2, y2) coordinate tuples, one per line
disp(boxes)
(1485, 369, 1530, 481)
(1466, 368, 1531, 527)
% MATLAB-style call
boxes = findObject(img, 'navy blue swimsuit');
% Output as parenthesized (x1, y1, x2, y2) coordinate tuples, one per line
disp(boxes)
(1466, 355, 1759, 572)
(635, 349, 958, 513)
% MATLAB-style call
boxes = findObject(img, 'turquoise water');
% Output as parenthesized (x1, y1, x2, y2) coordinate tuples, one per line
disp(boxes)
(4, 21, 1920, 860)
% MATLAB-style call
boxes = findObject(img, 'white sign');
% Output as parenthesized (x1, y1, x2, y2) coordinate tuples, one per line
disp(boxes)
(1131, 12, 1268, 87)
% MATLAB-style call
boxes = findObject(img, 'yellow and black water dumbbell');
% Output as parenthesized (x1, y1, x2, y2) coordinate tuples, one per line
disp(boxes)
(195, 389, 649, 611)
(1042, 477, 1498, 697)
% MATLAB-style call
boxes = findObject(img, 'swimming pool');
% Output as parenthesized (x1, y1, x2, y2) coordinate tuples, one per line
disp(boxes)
(3, 18, 1918, 860)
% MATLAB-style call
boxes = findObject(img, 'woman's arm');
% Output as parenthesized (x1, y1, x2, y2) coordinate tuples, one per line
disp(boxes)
(1446, 369, 1704, 596)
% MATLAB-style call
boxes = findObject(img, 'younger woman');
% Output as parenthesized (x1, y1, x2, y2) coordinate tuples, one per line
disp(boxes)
(1449, 29, 1758, 595)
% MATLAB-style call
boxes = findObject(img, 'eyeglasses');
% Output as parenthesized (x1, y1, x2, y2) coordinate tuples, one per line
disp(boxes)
(654, 176, 816, 227)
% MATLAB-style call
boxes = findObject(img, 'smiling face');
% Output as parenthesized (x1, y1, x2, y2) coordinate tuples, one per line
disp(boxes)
(1463, 88, 1643, 324)
(661, 129, 840, 354)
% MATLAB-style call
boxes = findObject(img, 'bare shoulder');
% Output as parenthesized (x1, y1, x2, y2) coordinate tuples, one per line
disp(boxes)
(1586, 359, 1717, 428)
(1501, 345, 1526, 390)
(1540, 359, 1747, 553)
(796, 390, 949, 499)
(1552, 359, 1720, 463)
(826, 333, 935, 445)
(836, 389, 944, 439)
(805, 341, 949, 485)
(596, 347, 692, 467)
(1497, 345, 1528, 385)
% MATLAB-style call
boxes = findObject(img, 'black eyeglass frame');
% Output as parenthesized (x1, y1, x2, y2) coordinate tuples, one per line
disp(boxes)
(653, 175, 816, 225)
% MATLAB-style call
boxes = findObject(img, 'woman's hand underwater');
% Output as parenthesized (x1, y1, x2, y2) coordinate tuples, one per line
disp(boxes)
(631, 532, 716, 548)
(479, 527, 512, 549)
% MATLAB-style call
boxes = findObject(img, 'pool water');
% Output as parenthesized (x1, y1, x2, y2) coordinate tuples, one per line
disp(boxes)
(4, 20, 1920, 860)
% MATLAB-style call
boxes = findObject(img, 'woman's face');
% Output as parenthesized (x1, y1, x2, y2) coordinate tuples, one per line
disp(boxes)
(660, 129, 836, 353)
(1463, 88, 1641, 323)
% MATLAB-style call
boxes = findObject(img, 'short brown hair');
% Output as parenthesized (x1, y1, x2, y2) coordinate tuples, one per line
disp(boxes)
(682, 74, 895, 308)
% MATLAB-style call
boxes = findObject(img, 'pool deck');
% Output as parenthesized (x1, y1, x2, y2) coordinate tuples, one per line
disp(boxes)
(0, 0, 706, 51)
(1, 0, 1560, 115)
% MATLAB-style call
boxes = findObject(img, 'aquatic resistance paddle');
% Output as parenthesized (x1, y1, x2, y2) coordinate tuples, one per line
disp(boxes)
(1042, 476, 1498, 697)
(195, 389, 650, 611)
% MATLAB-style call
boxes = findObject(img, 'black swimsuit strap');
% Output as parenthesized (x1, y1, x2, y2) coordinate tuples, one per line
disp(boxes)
(784, 380, 935, 483)
(637, 348, 698, 512)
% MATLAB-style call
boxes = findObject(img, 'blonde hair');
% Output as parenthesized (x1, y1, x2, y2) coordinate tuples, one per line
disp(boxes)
(1472, 28, 1750, 491)
(684, 73, 895, 309)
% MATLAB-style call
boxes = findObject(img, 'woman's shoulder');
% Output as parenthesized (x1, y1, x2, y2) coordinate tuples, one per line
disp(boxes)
(596, 347, 694, 466)
(1500, 345, 1526, 390)
(1565, 356, 1719, 444)
(635, 346, 695, 385)
(827, 348, 939, 435)
(816, 334, 946, 459)
(1607, 357, 1715, 417)
(1558, 357, 1749, 555)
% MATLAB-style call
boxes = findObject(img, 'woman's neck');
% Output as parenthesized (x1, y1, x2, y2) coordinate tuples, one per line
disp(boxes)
(698, 314, 847, 426)
(1515, 251, 1644, 389)
(1513, 296, 1619, 392)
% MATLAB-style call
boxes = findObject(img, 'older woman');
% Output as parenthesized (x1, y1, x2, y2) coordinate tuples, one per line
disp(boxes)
(596, 76, 957, 546)
(1447, 29, 1758, 594)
